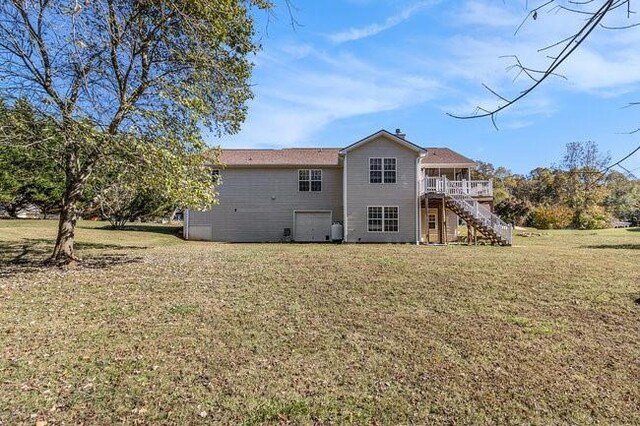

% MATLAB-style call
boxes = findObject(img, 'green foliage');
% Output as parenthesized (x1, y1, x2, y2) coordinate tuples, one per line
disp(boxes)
(494, 198, 532, 226)
(472, 160, 512, 203)
(91, 140, 220, 228)
(0, 99, 65, 217)
(604, 171, 640, 225)
(517, 168, 561, 205)
(559, 142, 610, 227)
(478, 141, 637, 230)
(574, 206, 611, 230)
(529, 206, 574, 230)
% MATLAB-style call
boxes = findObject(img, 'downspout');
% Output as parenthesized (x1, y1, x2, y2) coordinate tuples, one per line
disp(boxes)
(415, 155, 423, 245)
(184, 209, 190, 240)
(343, 152, 348, 242)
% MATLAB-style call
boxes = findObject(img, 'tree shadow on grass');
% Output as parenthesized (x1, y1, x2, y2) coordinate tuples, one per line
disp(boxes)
(583, 244, 640, 250)
(94, 224, 182, 237)
(0, 238, 146, 278)
(625, 227, 640, 232)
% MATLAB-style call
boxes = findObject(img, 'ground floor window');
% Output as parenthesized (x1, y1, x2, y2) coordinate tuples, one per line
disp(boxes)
(368, 206, 399, 232)
(428, 213, 437, 230)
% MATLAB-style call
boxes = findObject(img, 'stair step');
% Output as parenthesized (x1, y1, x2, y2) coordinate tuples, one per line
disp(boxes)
(443, 196, 511, 246)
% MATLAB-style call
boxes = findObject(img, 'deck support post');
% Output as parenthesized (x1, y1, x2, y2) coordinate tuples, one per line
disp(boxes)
(425, 196, 430, 245)
(441, 197, 446, 245)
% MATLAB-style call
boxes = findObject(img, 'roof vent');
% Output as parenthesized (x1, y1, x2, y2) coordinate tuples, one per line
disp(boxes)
(395, 128, 406, 139)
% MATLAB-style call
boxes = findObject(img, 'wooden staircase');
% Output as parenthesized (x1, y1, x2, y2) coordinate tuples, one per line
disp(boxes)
(421, 176, 513, 246)
(445, 196, 512, 246)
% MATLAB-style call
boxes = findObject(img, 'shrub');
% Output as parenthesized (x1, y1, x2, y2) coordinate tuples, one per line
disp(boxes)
(575, 206, 611, 229)
(529, 205, 573, 229)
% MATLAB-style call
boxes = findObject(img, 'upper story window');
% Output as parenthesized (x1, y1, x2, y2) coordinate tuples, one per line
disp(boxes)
(299, 169, 322, 192)
(211, 169, 221, 184)
(370, 158, 396, 184)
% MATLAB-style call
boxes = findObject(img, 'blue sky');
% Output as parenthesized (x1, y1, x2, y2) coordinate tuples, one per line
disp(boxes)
(213, 0, 640, 175)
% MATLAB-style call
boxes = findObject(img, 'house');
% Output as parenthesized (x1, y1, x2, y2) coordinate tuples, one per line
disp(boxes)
(185, 129, 512, 245)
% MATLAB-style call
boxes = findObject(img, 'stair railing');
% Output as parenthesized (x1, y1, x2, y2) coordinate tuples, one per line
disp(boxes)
(421, 176, 512, 245)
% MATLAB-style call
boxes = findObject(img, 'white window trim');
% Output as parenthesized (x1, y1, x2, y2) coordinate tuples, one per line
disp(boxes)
(297, 169, 323, 192)
(368, 157, 397, 184)
(427, 213, 438, 230)
(367, 206, 384, 233)
(366, 205, 400, 233)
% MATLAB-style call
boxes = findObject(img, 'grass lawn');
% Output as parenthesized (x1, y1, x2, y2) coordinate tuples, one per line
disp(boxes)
(1, 220, 639, 425)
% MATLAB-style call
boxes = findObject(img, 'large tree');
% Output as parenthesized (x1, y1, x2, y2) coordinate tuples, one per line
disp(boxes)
(604, 171, 640, 225)
(558, 141, 612, 227)
(0, 0, 271, 263)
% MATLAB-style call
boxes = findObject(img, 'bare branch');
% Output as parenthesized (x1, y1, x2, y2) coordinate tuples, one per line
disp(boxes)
(449, 0, 617, 124)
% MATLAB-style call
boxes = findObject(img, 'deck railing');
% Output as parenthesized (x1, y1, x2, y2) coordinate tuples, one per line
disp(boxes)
(421, 177, 493, 197)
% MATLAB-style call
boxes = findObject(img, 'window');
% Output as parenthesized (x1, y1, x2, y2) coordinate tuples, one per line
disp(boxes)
(310, 169, 322, 191)
(384, 207, 399, 232)
(383, 158, 397, 183)
(428, 213, 437, 230)
(367, 207, 383, 232)
(369, 158, 382, 183)
(368, 206, 399, 232)
(299, 169, 322, 192)
(211, 169, 221, 184)
(370, 158, 396, 183)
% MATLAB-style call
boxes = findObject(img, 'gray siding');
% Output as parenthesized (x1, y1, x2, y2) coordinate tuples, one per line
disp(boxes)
(345, 135, 419, 243)
(187, 167, 342, 242)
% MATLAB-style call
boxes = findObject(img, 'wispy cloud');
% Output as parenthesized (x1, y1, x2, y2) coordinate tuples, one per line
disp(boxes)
(454, 1, 521, 28)
(215, 46, 442, 147)
(328, 1, 438, 44)
(444, 92, 555, 125)
(446, 1, 640, 95)
(212, 0, 640, 152)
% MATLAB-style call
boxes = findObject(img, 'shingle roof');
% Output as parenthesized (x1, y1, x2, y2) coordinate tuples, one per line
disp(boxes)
(215, 146, 475, 167)
(219, 148, 341, 167)
(421, 148, 476, 166)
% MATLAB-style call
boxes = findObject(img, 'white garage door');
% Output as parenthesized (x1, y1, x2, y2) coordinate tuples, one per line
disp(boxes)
(294, 211, 332, 242)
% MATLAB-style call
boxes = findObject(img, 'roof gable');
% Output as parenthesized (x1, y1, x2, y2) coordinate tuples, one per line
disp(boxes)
(340, 130, 426, 155)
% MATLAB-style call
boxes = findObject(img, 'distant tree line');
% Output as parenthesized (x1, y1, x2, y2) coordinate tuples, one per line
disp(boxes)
(474, 142, 640, 229)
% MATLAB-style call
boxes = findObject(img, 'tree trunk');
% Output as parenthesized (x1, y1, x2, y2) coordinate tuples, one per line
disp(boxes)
(49, 171, 86, 264)
(50, 205, 77, 262)
(6, 204, 19, 218)
(170, 207, 179, 222)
